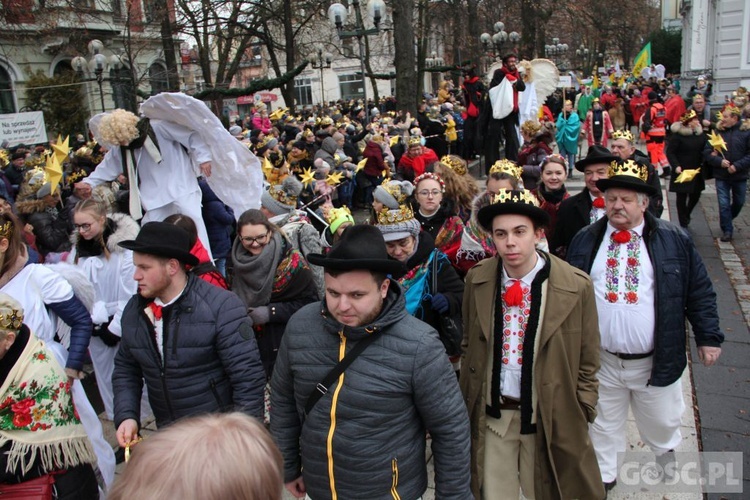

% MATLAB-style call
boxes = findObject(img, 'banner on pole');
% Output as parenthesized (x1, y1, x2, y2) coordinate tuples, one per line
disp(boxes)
(632, 42, 652, 78)
(0, 111, 47, 147)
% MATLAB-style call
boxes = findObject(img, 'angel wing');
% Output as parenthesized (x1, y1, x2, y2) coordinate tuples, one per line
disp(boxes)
(529, 58, 559, 104)
(139, 93, 264, 219)
(654, 64, 666, 80)
(486, 61, 503, 83)
(641, 66, 653, 80)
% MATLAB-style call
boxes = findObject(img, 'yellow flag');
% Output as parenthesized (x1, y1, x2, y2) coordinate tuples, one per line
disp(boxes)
(632, 42, 652, 78)
(592, 73, 600, 90)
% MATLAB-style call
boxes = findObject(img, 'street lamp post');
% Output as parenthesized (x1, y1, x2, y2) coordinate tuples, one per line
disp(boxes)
(575, 43, 590, 72)
(72, 40, 108, 113)
(544, 37, 569, 70)
(480, 22, 520, 72)
(328, 0, 385, 123)
(309, 48, 333, 105)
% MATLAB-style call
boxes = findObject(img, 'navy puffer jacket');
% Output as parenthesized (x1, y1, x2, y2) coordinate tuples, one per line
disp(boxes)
(199, 179, 235, 260)
(113, 274, 265, 428)
(566, 213, 723, 387)
(703, 121, 750, 181)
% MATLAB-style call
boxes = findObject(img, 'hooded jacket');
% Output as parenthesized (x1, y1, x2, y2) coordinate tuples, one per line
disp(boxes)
(271, 283, 471, 500)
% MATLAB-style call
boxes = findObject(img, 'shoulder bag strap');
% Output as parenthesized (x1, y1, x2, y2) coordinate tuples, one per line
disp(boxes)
(304, 330, 383, 416)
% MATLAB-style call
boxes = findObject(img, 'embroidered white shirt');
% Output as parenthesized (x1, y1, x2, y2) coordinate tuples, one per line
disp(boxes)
(499, 253, 546, 400)
(591, 221, 655, 354)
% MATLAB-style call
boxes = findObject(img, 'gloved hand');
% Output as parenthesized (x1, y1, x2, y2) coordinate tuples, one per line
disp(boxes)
(248, 306, 270, 326)
(431, 293, 450, 314)
(98, 328, 122, 347)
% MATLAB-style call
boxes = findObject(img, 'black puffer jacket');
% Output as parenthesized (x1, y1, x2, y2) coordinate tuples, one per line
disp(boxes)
(113, 274, 265, 428)
(703, 120, 750, 180)
(566, 213, 723, 387)
(271, 283, 471, 500)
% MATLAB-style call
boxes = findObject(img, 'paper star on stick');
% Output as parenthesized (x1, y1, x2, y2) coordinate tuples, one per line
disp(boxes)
(51, 135, 70, 166)
(674, 168, 700, 184)
(262, 157, 274, 178)
(326, 171, 344, 186)
(356, 158, 367, 173)
(300, 167, 316, 188)
(708, 130, 727, 156)
(44, 154, 63, 195)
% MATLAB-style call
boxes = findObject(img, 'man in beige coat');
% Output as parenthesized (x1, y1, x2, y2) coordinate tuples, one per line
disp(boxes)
(459, 188, 604, 499)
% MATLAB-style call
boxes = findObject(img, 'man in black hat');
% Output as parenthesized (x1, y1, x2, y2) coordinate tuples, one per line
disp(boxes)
(550, 145, 618, 258)
(566, 160, 722, 494)
(461, 189, 603, 499)
(113, 221, 265, 449)
(270, 225, 471, 500)
(609, 129, 664, 217)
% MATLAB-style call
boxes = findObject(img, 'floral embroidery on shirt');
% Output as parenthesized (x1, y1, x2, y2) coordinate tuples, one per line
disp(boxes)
(604, 230, 641, 304)
(501, 281, 530, 365)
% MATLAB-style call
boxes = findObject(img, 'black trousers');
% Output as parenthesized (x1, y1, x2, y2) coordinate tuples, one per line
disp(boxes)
(675, 191, 702, 227)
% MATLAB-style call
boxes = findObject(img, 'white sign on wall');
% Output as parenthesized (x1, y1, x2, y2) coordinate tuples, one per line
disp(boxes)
(557, 76, 572, 88)
(0, 112, 47, 147)
(690, 0, 708, 71)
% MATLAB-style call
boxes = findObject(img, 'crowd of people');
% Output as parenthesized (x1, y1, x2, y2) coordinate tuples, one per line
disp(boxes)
(0, 61, 745, 499)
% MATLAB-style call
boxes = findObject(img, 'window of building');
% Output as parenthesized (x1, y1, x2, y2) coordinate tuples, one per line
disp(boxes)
(149, 63, 169, 95)
(0, 66, 15, 114)
(339, 73, 364, 101)
(110, 67, 135, 110)
(295, 77, 313, 106)
(112, 0, 122, 19)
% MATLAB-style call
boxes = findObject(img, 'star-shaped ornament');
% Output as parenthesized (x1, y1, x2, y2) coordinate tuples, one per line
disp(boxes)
(300, 167, 316, 188)
(326, 171, 344, 186)
(51, 135, 70, 166)
(356, 158, 367, 173)
(708, 130, 727, 154)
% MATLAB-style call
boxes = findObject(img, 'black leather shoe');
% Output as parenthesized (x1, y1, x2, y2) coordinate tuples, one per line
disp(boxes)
(604, 479, 616, 491)
(720, 232, 733, 242)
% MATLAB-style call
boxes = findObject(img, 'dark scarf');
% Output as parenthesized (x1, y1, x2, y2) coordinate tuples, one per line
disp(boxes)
(120, 118, 160, 178)
(592, 109, 604, 141)
(538, 184, 568, 205)
(487, 254, 551, 434)
(76, 219, 117, 258)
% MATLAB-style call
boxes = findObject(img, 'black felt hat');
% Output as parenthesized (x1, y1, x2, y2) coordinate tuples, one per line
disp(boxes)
(118, 222, 199, 266)
(477, 189, 551, 232)
(574, 145, 619, 172)
(307, 225, 405, 275)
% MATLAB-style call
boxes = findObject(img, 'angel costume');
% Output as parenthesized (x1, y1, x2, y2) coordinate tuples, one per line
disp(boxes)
(86, 93, 264, 259)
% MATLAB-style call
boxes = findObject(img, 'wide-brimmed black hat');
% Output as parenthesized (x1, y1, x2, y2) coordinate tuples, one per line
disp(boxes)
(477, 189, 551, 232)
(118, 222, 199, 266)
(595, 159, 657, 195)
(574, 145, 619, 172)
(307, 225, 405, 275)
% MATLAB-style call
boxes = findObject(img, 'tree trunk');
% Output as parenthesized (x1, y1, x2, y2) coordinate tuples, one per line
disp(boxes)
(391, 0, 417, 115)
(282, 0, 297, 110)
(160, 14, 180, 92)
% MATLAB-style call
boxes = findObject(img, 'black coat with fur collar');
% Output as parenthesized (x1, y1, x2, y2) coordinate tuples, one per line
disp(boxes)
(666, 122, 707, 193)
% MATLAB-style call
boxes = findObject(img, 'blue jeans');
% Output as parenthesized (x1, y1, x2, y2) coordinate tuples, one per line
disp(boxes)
(558, 146, 576, 174)
(715, 178, 747, 234)
(214, 257, 227, 277)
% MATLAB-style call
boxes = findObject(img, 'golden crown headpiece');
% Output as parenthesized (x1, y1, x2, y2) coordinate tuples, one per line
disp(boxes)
(320, 116, 334, 127)
(0, 220, 12, 239)
(269, 185, 298, 206)
(489, 159, 522, 180)
(67, 168, 88, 184)
(679, 109, 697, 124)
(407, 136, 422, 147)
(301, 129, 314, 139)
(0, 308, 23, 331)
(440, 155, 467, 176)
(611, 129, 634, 143)
(382, 181, 409, 204)
(608, 159, 648, 182)
(325, 206, 353, 225)
(725, 105, 742, 117)
(377, 204, 415, 225)
(491, 188, 540, 208)
(0, 149, 8, 168)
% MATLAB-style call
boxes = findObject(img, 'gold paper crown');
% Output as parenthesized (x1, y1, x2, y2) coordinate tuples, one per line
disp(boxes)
(382, 181, 408, 204)
(440, 155, 467, 176)
(67, 168, 88, 184)
(377, 204, 415, 225)
(611, 130, 634, 143)
(607, 159, 648, 182)
(491, 188, 541, 208)
(269, 186, 298, 206)
(319, 116, 334, 127)
(0, 308, 23, 330)
(0, 220, 12, 239)
(301, 129, 314, 139)
(407, 136, 422, 147)
(725, 105, 742, 117)
(0, 149, 8, 168)
(325, 206, 352, 225)
(679, 109, 697, 123)
(489, 159, 522, 179)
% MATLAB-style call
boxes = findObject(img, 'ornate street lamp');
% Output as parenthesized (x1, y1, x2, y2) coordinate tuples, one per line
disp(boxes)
(72, 40, 108, 113)
(309, 48, 333, 104)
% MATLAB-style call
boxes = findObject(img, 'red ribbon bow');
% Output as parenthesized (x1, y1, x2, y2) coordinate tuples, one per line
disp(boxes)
(592, 197, 605, 209)
(503, 280, 524, 308)
(611, 230, 632, 244)
(148, 302, 163, 321)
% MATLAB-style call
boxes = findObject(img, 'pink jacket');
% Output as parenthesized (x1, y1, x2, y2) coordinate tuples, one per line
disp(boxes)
(252, 115, 272, 133)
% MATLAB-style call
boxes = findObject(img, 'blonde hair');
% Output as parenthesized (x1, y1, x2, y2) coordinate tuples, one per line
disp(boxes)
(108, 413, 283, 500)
(73, 199, 110, 263)
(98, 109, 140, 145)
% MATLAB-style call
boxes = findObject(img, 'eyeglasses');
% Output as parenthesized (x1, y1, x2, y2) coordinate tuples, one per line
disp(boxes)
(417, 190, 442, 198)
(74, 223, 92, 232)
(241, 231, 270, 246)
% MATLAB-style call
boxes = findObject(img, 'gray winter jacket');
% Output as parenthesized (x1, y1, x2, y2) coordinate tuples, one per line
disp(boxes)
(113, 274, 265, 428)
(271, 283, 472, 500)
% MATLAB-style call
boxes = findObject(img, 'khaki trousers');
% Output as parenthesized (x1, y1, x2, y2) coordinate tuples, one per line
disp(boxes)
(483, 409, 535, 500)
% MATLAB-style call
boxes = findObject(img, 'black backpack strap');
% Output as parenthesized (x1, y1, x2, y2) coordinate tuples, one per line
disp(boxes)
(304, 331, 383, 416)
